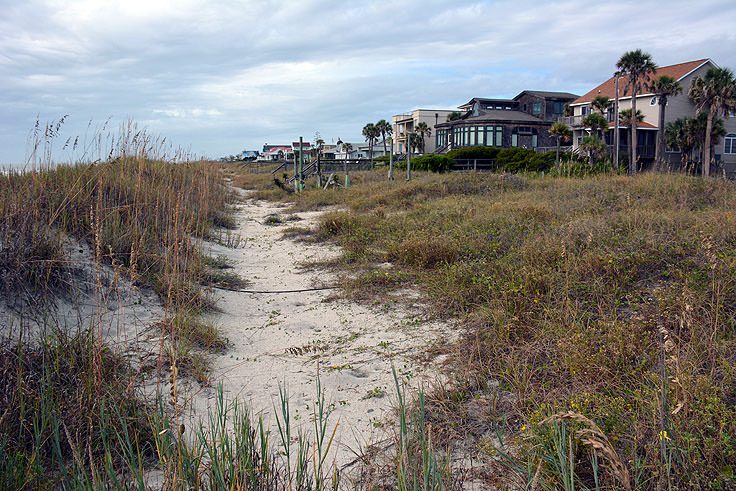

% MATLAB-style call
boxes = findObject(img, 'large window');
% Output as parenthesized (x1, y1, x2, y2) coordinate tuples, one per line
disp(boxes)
(725, 134, 736, 154)
(553, 102, 565, 114)
(533, 102, 542, 115)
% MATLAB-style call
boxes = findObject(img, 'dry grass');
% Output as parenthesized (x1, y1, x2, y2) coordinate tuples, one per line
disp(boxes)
(235, 167, 736, 489)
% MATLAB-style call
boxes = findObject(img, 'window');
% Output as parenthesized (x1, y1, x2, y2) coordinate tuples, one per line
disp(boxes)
(469, 126, 476, 146)
(473, 101, 479, 117)
(511, 134, 518, 147)
(523, 103, 527, 112)
(553, 102, 565, 114)
(581, 106, 588, 116)
(518, 126, 533, 135)
(496, 106, 502, 110)
(725, 134, 736, 154)
(532, 134, 538, 147)
(495, 126, 503, 146)
(650, 97, 657, 106)
(505, 106, 512, 110)
(533, 102, 541, 115)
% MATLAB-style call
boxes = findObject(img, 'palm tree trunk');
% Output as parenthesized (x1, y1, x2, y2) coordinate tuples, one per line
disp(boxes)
(631, 90, 638, 174)
(614, 74, 620, 170)
(703, 108, 713, 177)
(369, 140, 373, 169)
(382, 134, 387, 156)
(556, 137, 560, 167)
(656, 96, 666, 166)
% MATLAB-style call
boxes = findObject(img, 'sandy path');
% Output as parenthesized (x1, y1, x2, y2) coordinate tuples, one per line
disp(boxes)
(191, 197, 454, 469)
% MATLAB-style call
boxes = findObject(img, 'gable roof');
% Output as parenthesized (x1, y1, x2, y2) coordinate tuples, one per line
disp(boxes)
(571, 59, 712, 105)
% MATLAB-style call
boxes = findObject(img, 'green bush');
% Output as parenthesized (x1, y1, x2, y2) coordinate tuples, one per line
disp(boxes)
(495, 148, 555, 173)
(446, 146, 500, 160)
(406, 154, 454, 173)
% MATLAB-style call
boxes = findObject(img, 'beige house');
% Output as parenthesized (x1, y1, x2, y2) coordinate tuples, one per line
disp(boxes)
(566, 58, 736, 174)
(392, 109, 455, 154)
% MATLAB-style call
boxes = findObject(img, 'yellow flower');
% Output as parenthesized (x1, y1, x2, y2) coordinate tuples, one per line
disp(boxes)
(659, 430, 669, 441)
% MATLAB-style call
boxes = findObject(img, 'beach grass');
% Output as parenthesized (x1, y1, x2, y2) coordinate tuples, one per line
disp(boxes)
(234, 166, 736, 489)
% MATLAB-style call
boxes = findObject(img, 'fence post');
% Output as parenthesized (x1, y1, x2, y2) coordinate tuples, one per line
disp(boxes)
(473, 159, 477, 173)
(406, 151, 411, 181)
(389, 145, 394, 181)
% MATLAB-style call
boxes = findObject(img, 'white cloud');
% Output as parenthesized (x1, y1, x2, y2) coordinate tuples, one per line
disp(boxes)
(1, 0, 735, 162)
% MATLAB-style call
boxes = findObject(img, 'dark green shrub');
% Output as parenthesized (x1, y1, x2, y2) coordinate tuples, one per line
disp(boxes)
(446, 146, 500, 160)
(407, 154, 454, 173)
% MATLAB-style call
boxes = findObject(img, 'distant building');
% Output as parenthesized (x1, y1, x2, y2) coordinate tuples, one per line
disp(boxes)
(392, 109, 456, 154)
(258, 146, 292, 161)
(333, 142, 389, 160)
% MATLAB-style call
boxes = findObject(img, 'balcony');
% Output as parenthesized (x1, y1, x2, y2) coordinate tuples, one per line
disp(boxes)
(558, 113, 615, 128)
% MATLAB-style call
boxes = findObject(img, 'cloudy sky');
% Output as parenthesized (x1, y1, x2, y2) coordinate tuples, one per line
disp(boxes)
(2, 0, 735, 165)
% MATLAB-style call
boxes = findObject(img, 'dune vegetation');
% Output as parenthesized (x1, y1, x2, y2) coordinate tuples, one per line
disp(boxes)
(235, 166, 736, 489)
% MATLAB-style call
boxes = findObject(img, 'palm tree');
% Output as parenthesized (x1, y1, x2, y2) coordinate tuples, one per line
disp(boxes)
(407, 133, 421, 155)
(688, 67, 736, 177)
(375, 119, 392, 156)
(446, 111, 464, 122)
(580, 135, 606, 163)
(549, 122, 572, 167)
(689, 112, 727, 169)
(341, 142, 353, 159)
(362, 123, 379, 167)
(616, 50, 657, 173)
(619, 109, 645, 127)
(342, 142, 353, 186)
(582, 112, 609, 138)
(591, 95, 612, 116)
(648, 75, 682, 164)
(665, 118, 696, 173)
(415, 122, 432, 153)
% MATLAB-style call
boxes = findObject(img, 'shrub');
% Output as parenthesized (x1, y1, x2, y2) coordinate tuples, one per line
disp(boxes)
(446, 146, 500, 160)
(495, 148, 554, 172)
(407, 154, 454, 173)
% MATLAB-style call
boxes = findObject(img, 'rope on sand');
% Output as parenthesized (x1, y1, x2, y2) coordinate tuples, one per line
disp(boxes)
(228, 286, 339, 294)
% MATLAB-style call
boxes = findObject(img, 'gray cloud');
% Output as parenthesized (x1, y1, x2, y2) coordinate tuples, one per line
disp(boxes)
(1, 0, 735, 164)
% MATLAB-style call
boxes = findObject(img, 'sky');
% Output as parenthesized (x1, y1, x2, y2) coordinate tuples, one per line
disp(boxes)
(2, 0, 736, 165)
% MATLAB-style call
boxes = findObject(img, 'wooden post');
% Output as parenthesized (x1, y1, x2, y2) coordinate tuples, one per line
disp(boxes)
(389, 144, 394, 181)
(406, 150, 411, 181)
(473, 159, 477, 172)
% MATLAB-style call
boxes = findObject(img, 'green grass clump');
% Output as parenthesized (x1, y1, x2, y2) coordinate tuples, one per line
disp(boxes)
(235, 167, 736, 489)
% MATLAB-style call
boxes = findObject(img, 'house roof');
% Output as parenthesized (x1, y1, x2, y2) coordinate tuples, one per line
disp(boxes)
(616, 121, 658, 129)
(514, 90, 579, 100)
(571, 59, 712, 105)
(437, 109, 545, 126)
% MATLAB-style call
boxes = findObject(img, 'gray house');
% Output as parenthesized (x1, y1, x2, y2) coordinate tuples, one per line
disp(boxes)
(434, 91, 579, 152)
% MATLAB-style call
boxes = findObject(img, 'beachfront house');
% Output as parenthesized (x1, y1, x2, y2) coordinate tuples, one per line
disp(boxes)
(434, 91, 578, 152)
(392, 109, 456, 154)
(566, 58, 736, 174)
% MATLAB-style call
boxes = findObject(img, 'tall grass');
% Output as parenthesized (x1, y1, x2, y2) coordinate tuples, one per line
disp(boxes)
(0, 121, 240, 488)
(234, 168, 736, 489)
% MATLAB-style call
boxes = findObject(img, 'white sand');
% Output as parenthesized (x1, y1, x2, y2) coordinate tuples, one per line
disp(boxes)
(190, 197, 455, 469)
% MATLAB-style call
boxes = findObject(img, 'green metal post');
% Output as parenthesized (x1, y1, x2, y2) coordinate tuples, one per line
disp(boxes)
(298, 137, 304, 192)
(316, 153, 322, 188)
